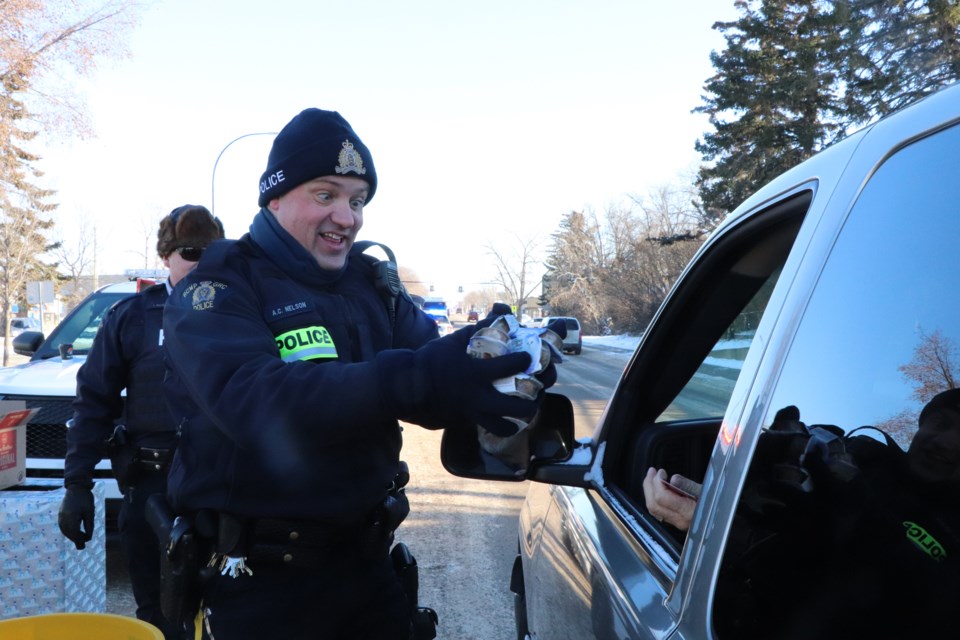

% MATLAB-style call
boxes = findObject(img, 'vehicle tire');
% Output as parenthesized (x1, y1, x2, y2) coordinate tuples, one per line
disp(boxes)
(513, 592, 529, 640)
(573, 346, 581, 355)
(511, 551, 530, 640)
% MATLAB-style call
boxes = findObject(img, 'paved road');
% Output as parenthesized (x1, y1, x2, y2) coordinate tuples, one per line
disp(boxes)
(106, 342, 632, 638)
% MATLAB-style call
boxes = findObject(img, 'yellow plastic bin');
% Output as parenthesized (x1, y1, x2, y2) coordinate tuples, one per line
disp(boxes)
(0, 612, 163, 639)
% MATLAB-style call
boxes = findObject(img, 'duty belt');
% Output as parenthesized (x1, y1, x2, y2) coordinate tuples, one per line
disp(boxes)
(247, 517, 370, 570)
(134, 447, 174, 473)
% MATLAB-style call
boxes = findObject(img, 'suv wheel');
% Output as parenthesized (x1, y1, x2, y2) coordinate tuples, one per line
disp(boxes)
(510, 552, 530, 640)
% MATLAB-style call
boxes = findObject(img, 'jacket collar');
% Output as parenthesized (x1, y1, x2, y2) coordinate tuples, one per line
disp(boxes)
(249, 208, 347, 287)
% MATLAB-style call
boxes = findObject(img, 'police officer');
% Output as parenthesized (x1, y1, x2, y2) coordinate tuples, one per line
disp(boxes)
(58, 205, 224, 639)
(161, 109, 557, 639)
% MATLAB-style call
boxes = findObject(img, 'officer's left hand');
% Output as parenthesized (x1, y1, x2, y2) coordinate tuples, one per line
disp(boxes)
(58, 485, 95, 550)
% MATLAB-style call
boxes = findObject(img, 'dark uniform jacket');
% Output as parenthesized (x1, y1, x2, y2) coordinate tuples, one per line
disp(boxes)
(162, 209, 438, 526)
(718, 431, 960, 639)
(66, 283, 174, 489)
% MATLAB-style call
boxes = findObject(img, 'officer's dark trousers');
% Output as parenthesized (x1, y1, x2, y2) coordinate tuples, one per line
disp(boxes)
(200, 543, 410, 640)
(119, 471, 178, 640)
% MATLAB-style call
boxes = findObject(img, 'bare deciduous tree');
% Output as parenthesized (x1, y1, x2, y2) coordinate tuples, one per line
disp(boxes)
(1, 1, 141, 363)
(399, 265, 428, 299)
(543, 178, 707, 336)
(2, 0, 141, 137)
(464, 287, 506, 316)
(51, 213, 100, 308)
(878, 328, 960, 448)
(485, 234, 543, 318)
(898, 328, 959, 403)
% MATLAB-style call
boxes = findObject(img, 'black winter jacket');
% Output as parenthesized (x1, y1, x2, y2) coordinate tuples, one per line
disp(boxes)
(162, 209, 438, 524)
(66, 283, 175, 489)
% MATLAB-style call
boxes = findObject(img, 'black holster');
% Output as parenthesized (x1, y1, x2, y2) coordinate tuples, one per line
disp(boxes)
(105, 425, 137, 493)
(391, 542, 438, 640)
(145, 494, 205, 635)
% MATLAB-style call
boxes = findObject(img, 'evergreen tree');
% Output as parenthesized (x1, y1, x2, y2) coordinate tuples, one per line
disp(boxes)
(696, 0, 960, 217)
(542, 210, 610, 330)
(837, 0, 960, 126)
(695, 0, 844, 215)
(0, 63, 59, 365)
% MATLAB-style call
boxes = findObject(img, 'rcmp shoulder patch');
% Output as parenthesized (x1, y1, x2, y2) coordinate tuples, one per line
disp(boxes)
(181, 280, 229, 311)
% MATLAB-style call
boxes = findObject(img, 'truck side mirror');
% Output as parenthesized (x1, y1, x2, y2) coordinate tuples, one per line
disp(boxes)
(440, 392, 577, 481)
(13, 331, 44, 357)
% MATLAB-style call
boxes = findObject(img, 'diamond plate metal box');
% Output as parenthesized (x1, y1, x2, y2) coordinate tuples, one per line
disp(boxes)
(0, 478, 106, 620)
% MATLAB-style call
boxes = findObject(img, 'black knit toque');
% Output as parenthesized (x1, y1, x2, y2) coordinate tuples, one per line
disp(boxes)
(919, 388, 960, 426)
(257, 109, 376, 207)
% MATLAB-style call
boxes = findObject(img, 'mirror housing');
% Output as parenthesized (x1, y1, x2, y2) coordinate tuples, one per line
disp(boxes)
(440, 392, 592, 486)
(13, 331, 44, 357)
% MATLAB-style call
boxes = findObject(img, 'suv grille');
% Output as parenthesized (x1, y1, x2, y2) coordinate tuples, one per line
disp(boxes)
(4, 395, 75, 459)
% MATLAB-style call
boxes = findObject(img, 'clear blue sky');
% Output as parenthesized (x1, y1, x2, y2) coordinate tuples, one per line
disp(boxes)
(39, 0, 734, 303)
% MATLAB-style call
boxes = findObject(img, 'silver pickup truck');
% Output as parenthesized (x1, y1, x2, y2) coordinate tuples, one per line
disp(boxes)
(441, 81, 960, 638)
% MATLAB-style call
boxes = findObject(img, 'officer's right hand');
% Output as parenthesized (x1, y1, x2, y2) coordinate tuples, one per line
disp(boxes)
(58, 485, 95, 550)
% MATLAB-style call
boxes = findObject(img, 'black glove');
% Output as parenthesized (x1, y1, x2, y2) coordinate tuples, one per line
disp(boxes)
(484, 302, 513, 322)
(482, 304, 564, 394)
(379, 323, 536, 437)
(543, 318, 567, 341)
(58, 485, 95, 550)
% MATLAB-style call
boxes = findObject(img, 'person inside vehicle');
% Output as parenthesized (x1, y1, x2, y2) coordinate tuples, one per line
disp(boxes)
(160, 108, 559, 639)
(645, 390, 960, 638)
(645, 390, 960, 532)
(642, 467, 702, 530)
(58, 205, 224, 640)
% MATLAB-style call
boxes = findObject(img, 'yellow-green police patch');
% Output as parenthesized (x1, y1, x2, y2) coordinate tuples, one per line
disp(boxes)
(276, 326, 338, 362)
(904, 521, 947, 561)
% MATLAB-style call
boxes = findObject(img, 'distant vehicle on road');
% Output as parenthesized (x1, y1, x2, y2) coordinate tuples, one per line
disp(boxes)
(423, 297, 448, 319)
(540, 316, 582, 354)
(467, 310, 479, 322)
(8, 317, 41, 336)
(434, 315, 455, 337)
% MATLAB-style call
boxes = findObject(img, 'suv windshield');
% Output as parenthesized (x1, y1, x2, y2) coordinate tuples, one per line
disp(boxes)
(32, 290, 133, 359)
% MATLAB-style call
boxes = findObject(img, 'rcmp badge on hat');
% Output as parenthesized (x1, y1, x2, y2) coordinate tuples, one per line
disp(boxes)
(335, 140, 367, 176)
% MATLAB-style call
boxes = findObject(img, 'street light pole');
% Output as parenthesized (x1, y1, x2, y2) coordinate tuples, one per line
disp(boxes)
(210, 131, 277, 215)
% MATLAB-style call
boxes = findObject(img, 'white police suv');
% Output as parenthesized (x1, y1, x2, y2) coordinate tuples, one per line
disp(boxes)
(0, 276, 160, 527)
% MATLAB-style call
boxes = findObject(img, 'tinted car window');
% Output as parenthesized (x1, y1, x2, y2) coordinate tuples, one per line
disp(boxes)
(716, 123, 960, 638)
(33, 290, 131, 359)
(659, 270, 779, 422)
(602, 192, 809, 558)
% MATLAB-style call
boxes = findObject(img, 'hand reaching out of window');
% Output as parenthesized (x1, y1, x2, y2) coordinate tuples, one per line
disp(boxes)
(643, 467, 702, 531)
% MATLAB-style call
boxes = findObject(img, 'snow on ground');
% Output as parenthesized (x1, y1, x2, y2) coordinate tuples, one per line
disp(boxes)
(583, 334, 642, 351)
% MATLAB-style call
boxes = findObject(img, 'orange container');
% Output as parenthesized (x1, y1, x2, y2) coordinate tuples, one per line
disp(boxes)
(0, 612, 163, 639)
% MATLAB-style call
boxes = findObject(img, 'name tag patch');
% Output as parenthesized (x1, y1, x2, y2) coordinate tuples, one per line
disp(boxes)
(276, 326, 338, 362)
(267, 299, 313, 320)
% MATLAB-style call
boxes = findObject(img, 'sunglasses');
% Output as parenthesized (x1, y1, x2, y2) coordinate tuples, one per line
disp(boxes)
(175, 246, 205, 262)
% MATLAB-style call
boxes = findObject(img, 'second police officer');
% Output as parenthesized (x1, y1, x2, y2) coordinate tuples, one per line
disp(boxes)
(161, 109, 558, 639)
(58, 205, 224, 640)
